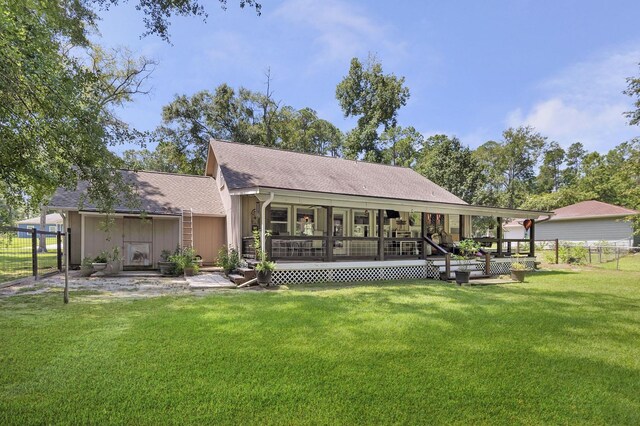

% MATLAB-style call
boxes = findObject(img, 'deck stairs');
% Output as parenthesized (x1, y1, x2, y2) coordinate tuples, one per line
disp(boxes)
(228, 265, 257, 286)
(182, 209, 193, 249)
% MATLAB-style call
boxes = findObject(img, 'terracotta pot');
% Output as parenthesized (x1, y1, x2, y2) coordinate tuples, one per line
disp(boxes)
(257, 270, 272, 287)
(511, 270, 526, 282)
(183, 267, 195, 277)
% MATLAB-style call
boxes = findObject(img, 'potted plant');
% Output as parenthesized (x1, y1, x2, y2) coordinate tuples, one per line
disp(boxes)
(91, 252, 108, 271)
(158, 249, 177, 276)
(252, 229, 276, 287)
(104, 246, 122, 276)
(510, 255, 527, 282)
(217, 246, 240, 276)
(453, 239, 481, 285)
(80, 257, 94, 277)
(170, 247, 199, 277)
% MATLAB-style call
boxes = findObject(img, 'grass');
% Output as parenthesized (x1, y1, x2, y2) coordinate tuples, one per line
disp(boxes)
(0, 236, 58, 283)
(592, 252, 640, 272)
(1, 266, 639, 424)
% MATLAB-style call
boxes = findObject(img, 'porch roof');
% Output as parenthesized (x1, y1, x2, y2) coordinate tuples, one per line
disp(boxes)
(242, 187, 549, 219)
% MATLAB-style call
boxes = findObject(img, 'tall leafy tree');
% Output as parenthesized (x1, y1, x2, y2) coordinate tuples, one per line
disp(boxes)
(335, 55, 410, 162)
(475, 127, 546, 208)
(562, 142, 587, 186)
(141, 84, 343, 173)
(0, 1, 155, 221)
(0, 0, 259, 225)
(380, 126, 422, 167)
(416, 135, 485, 203)
(536, 141, 565, 193)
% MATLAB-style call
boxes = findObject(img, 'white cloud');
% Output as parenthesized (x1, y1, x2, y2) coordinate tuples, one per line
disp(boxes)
(506, 46, 640, 152)
(273, 0, 406, 66)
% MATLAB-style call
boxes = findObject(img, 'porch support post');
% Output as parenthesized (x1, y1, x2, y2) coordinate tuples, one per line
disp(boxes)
(496, 217, 503, 257)
(421, 212, 428, 259)
(378, 209, 384, 261)
(326, 206, 333, 262)
(529, 219, 535, 257)
(459, 215, 465, 239)
(445, 253, 451, 281)
(484, 252, 491, 276)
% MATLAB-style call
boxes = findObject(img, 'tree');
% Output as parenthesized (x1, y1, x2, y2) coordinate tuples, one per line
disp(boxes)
(0, 0, 260, 226)
(536, 142, 565, 193)
(416, 135, 485, 203)
(562, 142, 587, 186)
(474, 127, 546, 208)
(380, 126, 422, 167)
(122, 141, 190, 173)
(138, 83, 343, 173)
(92, 0, 262, 42)
(0, 1, 156, 223)
(336, 55, 410, 161)
(624, 63, 640, 126)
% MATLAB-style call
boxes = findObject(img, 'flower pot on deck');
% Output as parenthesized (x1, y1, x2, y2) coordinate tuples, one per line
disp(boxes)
(158, 261, 175, 276)
(91, 262, 107, 272)
(183, 267, 196, 277)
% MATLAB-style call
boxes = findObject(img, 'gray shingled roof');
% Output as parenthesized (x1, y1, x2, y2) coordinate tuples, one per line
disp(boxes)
(210, 140, 467, 205)
(49, 170, 225, 216)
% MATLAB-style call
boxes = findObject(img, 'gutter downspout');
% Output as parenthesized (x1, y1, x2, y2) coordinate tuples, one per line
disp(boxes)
(260, 192, 275, 255)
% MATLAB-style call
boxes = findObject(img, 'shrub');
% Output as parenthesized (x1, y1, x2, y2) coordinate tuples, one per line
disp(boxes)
(217, 246, 240, 274)
(169, 247, 199, 275)
(558, 243, 588, 264)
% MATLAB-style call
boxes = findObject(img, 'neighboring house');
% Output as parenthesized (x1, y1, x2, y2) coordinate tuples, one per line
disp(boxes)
(17, 213, 64, 237)
(50, 139, 547, 282)
(504, 200, 638, 247)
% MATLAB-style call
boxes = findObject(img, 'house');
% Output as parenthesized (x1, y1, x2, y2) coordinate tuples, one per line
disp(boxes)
(17, 213, 64, 237)
(50, 139, 548, 283)
(504, 200, 639, 247)
(49, 171, 225, 268)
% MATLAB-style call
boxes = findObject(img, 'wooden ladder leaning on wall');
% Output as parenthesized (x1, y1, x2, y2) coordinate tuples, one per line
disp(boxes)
(182, 208, 193, 249)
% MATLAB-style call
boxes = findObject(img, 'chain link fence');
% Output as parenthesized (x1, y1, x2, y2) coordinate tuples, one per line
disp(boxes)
(536, 239, 640, 270)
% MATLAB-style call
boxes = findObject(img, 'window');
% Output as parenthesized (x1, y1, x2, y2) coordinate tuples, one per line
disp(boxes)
(352, 210, 372, 237)
(48, 225, 57, 232)
(270, 206, 289, 235)
(295, 207, 316, 236)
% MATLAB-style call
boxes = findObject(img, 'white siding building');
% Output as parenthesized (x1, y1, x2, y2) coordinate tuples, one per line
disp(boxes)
(505, 200, 638, 247)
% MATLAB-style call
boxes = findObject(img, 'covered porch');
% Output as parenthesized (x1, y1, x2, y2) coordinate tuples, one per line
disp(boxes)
(233, 189, 543, 265)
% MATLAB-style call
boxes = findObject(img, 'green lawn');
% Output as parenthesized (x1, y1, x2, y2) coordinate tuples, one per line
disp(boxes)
(592, 252, 640, 272)
(1, 265, 639, 424)
(0, 236, 58, 283)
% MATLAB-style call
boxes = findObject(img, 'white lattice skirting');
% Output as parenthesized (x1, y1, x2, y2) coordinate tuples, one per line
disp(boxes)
(272, 260, 440, 286)
(271, 258, 536, 285)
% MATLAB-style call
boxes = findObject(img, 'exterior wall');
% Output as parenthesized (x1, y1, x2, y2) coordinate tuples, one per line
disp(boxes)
(535, 217, 635, 247)
(193, 216, 226, 265)
(79, 214, 181, 269)
(68, 211, 82, 266)
(215, 164, 240, 250)
(17, 223, 63, 237)
(504, 225, 525, 240)
(83, 216, 124, 261)
(152, 217, 180, 266)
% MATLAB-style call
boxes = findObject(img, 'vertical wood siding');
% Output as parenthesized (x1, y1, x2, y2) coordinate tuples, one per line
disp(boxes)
(193, 216, 226, 265)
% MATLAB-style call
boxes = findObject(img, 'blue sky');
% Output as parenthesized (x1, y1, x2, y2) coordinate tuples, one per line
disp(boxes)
(97, 0, 640, 154)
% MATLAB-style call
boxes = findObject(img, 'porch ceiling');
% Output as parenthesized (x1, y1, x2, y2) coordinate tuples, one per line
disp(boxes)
(237, 187, 551, 219)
